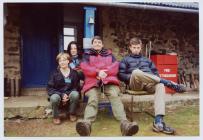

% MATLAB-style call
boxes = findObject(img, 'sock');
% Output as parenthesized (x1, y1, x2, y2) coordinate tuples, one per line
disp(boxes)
(155, 115, 163, 124)
(160, 79, 172, 87)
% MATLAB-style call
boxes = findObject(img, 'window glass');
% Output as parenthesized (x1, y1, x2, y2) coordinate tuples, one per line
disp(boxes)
(64, 36, 75, 50)
(63, 28, 74, 35)
(63, 27, 76, 50)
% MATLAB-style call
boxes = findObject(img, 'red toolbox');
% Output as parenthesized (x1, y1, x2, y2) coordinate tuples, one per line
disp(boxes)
(150, 55, 178, 93)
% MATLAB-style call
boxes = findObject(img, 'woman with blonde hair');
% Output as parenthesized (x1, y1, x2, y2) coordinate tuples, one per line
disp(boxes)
(47, 52, 80, 124)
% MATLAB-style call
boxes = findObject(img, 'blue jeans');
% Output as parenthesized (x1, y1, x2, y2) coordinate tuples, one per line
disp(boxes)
(50, 91, 79, 118)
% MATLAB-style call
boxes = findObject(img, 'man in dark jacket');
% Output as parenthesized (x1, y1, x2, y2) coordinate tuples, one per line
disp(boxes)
(119, 37, 186, 135)
(76, 36, 138, 136)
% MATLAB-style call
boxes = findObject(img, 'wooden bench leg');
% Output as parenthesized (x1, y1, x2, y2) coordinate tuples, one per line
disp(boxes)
(131, 95, 134, 122)
(144, 111, 155, 118)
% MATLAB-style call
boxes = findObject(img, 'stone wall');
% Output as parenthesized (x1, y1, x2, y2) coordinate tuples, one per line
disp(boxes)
(4, 4, 21, 79)
(4, 4, 21, 96)
(101, 7, 199, 90)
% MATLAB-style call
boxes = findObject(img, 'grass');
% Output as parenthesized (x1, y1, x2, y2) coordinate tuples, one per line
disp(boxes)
(4, 104, 199, 137)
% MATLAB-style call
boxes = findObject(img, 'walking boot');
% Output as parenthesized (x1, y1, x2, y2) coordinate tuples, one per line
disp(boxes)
(76, 120, 91, 136)
(153, 119, 175, 134)
(120, 120, 139, 136)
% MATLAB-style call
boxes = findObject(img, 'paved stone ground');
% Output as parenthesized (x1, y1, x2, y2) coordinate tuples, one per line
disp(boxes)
(4, 91, 199, 119)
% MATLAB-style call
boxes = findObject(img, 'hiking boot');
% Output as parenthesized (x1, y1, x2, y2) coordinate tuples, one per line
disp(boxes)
(120, 120, 139, 136)
(160, 79, 186, 93)
(76, 120, 91, 136)
(153, 121, 175, 135)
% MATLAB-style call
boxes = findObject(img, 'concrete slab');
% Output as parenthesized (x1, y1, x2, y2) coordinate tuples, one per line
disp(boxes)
(121, 91, 199, 113)
(4, 91, 199, 119)
(4, 96, 50, 119)
(121, 91, 199, 102)
(4, 96, 49, 108)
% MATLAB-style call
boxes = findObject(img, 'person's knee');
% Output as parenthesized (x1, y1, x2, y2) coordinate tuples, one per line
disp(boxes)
(156, 83, 165, 88)
(132, 69, 143, 76)
(107, 85, 121, 97)
(88, 94, 98, 103)
(86, 93, 99, 105)
(110, 92, 120, 98)
(50, 94, 61, 104)
(144, 84, 155, 93)
(70, 91, 80, 101)
(86, 89, 99, 99)
(85, 88, 99, 105)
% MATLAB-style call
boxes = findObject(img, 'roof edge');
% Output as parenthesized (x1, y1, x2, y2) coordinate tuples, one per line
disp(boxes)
(86, 2, 199, 14)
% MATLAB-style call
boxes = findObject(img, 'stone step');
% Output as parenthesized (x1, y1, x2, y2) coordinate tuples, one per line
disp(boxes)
(122, 92, 199, 113)
(4, 92, 199, 119)
(4, 96, 50, 119)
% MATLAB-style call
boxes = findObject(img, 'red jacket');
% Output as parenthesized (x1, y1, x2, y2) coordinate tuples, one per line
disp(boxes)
(80, 48, 120, 94)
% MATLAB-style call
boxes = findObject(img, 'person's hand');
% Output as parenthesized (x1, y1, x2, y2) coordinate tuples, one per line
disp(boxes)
(62, 94, 69, 103)
(74, 67, 80, 71)
(98, 70, 108, 79)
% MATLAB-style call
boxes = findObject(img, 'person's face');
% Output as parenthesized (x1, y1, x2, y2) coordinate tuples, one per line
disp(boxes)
(129, 44, 142, 55)
(92, 39, 103, 51)
(59, 57, 69, 69)
(70, 44, 78, 56)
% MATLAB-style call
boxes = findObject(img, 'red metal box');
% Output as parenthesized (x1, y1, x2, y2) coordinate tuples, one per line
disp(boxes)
(151, 55, 178, 93)
(156, 65, 177, 93)
(150, 55, 177, 65)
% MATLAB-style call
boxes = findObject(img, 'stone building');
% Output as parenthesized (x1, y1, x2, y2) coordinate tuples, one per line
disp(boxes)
(3, 2, 199, 96)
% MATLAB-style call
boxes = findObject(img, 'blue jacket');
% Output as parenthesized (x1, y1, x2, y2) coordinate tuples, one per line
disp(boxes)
(69, 55, 81, 69)
(118, 54, 159, 84)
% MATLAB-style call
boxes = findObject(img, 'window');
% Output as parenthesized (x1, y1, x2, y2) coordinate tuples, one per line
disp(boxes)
(63, 27, 77, 50)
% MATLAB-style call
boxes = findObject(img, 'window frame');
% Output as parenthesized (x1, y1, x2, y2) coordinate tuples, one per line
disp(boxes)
(63, 25, 77, 50)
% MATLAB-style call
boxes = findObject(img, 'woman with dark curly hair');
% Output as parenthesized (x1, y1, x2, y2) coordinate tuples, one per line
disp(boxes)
(66, 41, 84, 80)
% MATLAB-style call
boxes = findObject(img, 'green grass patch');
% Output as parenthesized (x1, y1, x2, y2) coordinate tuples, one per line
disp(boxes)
(4, 105, 199, 137)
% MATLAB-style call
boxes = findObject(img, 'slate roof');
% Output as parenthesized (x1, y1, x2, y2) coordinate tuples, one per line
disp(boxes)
(126, 2, 199, 10)
(86, 2, 199, 13)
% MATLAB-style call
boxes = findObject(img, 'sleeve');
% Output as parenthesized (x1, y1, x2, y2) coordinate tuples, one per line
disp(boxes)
(80, 62, 99, 78)
(104, 54, 119, 76)
(81, 53, 89, 63)
(71, 71, 80, 91)
(106, 61, 119, 76)
(118, 58, 131, 84)
(80, 53, 99, 78)
(47, 72, 63, 97)
(111, 55, 116, 63)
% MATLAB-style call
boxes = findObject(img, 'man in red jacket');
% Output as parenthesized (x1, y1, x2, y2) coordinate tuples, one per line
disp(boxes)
(76, 36, 138, 136)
